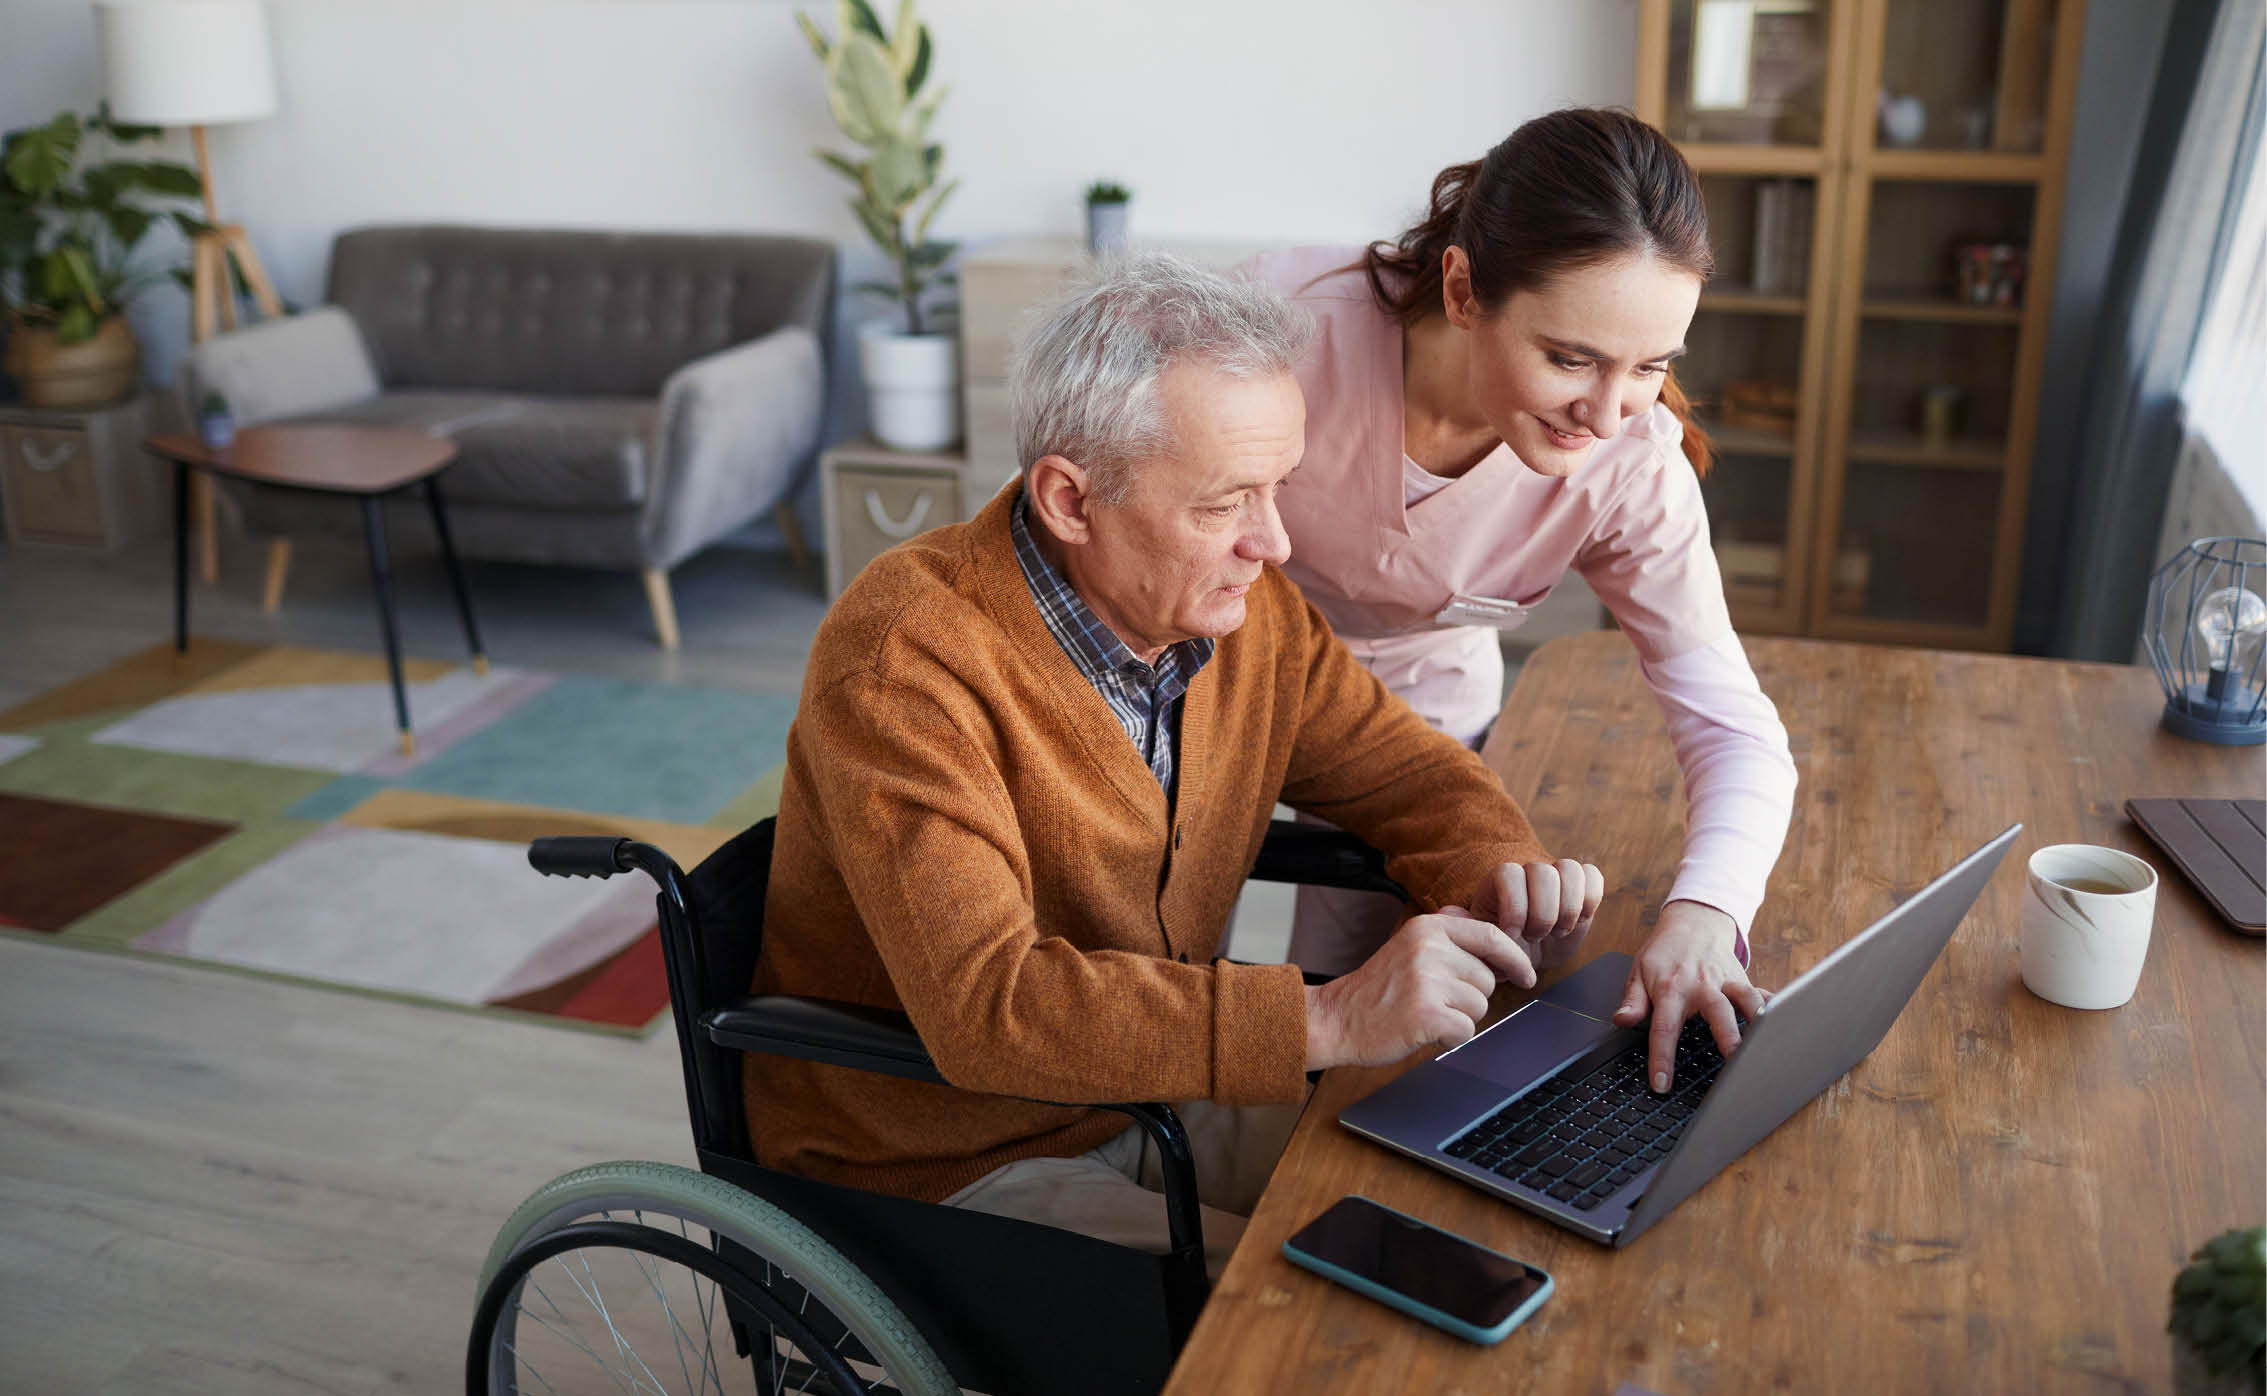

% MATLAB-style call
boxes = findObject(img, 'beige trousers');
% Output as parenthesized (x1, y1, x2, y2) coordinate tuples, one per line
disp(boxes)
(940, 1095, 1308, 1279)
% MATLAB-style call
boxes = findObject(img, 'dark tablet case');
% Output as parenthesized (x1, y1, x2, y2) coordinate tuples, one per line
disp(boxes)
(2125, 798, 2266, 935)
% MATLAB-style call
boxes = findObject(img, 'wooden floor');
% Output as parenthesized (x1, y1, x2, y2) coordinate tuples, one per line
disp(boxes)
(0, 533, 820, 1393)
(0, 935, 695, 1393)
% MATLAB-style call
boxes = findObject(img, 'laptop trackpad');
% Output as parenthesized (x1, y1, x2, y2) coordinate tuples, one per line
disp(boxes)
(1437, 1001, 1614, 1091)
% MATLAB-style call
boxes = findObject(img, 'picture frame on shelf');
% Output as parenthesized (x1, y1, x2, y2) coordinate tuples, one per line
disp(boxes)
(1680, 0, 1826, 145)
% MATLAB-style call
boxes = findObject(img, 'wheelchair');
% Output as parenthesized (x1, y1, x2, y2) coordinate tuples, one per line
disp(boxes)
(467, 815, 1402, 1395)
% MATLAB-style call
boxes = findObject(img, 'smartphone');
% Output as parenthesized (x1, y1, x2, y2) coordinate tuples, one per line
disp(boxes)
(1281, 1194, 1553, 1344)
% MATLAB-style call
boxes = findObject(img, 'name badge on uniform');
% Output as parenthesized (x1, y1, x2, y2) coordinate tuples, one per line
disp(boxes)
(1433, 594, 1533, 631)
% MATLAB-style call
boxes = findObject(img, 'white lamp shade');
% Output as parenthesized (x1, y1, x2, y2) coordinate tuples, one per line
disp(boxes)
(97, 0, 277, 127)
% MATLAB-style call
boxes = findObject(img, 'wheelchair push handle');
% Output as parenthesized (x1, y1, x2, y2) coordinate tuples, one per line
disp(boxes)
(528, 836, 634, 878)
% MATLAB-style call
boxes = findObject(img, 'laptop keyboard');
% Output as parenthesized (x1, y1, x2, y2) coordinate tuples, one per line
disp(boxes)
(1442, 1017, 1728, 1212)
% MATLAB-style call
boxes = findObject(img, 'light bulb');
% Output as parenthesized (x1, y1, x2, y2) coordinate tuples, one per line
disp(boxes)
(2195, 585, 2267, 679)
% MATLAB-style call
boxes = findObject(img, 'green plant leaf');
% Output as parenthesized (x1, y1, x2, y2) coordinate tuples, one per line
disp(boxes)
(36, 248, 76, 301)
(826, 32, 904, 148)
(4, 113, 80, 198)
(848, 279, 905, 302)
(869, 138, 926, 212)
(922, 143, 942, 185)
(105, 204, 152, 251)
(170, 209, 216, 239)
(55, 302, 95, 342)
(91, 100, 162, 143)
(904, 25, 931, 95)
(907, 84, 946, 140)
(2231, 1305, 2266, 1348)
(849, 195, 900, 255)
(0, 200, 39, 266)
(814, 148, 867, 186)
(842, 0, 885, 41)
(82, 160, 127, 208)
(59, 243, 107, 312)
(223, 246, 256, 300)
(907, 238, 954, 271)
(912, 176, 957, 245)
(795, 10, 831, 61)
(136, 161, 204, 198)
(889, 0, 920, 76)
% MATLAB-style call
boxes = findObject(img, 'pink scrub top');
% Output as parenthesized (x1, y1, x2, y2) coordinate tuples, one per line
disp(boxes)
(1243, 246, 1797, 938)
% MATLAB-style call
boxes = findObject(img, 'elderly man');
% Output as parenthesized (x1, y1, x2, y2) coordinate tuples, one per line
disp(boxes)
(747, 254, 1603, 1271)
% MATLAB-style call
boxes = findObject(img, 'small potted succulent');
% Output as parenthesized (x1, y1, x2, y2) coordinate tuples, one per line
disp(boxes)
(1084, 180, 1130, 255)
(197, 389, 235, 450)
(2169, 1225, 2265, 1395)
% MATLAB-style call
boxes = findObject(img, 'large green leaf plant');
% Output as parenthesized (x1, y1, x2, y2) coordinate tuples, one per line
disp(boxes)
(0, 104, 206, 344)
(799, 0, 958, 336)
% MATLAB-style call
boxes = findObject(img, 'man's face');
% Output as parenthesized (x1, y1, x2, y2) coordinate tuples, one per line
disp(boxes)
(1060, 362, 1304, 662)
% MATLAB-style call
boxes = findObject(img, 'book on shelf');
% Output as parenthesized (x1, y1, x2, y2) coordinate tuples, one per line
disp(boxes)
(1750, 178, 1813, 296)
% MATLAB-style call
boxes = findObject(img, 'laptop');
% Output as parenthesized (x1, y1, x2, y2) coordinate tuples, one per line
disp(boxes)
(1338, 824, 2020, 1246)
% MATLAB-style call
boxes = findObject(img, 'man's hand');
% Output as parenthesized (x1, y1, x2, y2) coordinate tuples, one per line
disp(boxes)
(1474, 858, 1605, 973)
(1304, 913, 1536, 1071)
(1611, 899, 1770, 1093)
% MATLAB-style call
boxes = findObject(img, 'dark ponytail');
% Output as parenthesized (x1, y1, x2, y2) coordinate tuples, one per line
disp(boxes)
(1365, 107, 1716, 476)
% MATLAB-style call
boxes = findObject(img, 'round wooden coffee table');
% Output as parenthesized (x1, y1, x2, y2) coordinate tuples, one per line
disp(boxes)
(144, 425, 486, 755)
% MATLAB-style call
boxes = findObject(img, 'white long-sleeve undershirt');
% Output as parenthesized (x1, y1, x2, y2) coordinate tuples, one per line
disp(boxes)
(1636, 632, 1799, 947)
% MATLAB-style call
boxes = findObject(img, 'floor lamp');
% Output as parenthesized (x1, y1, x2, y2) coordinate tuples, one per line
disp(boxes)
(98, 0, 285, 589)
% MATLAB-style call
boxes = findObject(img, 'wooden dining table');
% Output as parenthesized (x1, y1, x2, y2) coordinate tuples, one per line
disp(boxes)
(1166, 632, 2264, 1395)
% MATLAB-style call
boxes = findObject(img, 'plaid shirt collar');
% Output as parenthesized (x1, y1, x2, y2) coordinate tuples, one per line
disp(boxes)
(1011, 495, 1214, 790)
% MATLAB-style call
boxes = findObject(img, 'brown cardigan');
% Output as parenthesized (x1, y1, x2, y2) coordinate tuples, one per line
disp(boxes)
(746, 483, 1550, 1201)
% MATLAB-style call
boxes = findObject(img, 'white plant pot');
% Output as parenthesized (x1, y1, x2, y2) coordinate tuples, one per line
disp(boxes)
(1086, 200, 1130, 254)
(858, 324, 961, 453)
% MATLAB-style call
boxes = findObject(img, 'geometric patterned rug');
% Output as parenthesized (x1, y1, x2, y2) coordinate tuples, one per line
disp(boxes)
(0, 639, 800, 1034)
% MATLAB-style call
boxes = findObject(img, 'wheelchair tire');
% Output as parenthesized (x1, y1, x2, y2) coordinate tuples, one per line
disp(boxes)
(471, 1160, 957, 1396)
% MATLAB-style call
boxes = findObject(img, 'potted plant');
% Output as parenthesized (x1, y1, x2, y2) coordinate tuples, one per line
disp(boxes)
(1085, 180, 1130, 255)
(800, 0, 961, 452)
(0, 104, 205, 408)
(2170, 1225, 2265, 1395)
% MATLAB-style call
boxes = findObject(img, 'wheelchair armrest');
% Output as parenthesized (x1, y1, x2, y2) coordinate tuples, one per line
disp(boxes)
(707, 998, 1215, 1289)
(703, 994, 947, 1085)
(1251, 819, 1406, 899)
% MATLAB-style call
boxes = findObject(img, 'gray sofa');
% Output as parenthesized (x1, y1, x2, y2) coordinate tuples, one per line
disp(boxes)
(179, 225, 836, 647)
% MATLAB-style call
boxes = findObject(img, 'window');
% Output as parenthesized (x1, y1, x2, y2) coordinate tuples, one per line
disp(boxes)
(2180, 134, 2267, 522)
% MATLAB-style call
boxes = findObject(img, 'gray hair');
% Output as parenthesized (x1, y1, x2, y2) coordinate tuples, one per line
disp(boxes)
(1009, 251, 1313, 506)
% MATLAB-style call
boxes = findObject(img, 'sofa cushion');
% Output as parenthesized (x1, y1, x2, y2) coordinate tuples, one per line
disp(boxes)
(179, 307, 382, 424)
(284, 389, 522, 436)
(327, 227, 836, 398)
(282, 392, 655, 514)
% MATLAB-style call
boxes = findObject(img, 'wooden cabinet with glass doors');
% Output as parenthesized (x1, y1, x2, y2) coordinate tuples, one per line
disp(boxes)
(1637, 0, 2084, 648)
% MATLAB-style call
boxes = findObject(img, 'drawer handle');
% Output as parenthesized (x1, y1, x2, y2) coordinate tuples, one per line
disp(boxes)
(864, 489, 933, 539)
(20, 439, 77, 472)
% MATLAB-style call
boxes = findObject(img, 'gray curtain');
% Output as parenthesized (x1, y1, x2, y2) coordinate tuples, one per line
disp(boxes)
(2019, 0, 2265, 661)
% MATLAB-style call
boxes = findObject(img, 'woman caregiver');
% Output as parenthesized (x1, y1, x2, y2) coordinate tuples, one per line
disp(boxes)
(1242, 108, 1797, 1093)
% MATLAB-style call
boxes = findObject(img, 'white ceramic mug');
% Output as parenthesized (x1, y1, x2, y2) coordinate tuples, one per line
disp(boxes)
(2020, 844, 2159, 1009)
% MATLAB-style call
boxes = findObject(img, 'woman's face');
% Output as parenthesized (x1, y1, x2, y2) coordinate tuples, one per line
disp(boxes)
(1447, 248, 1702, 478)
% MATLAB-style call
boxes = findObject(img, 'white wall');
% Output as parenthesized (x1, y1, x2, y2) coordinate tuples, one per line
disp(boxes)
(1, 0, 1639, 527)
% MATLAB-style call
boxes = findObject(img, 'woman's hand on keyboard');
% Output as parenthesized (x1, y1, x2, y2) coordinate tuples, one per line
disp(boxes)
(1611, 900, 1769, 1093)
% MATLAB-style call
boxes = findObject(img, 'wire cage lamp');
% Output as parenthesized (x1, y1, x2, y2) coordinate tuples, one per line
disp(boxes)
(2144, 536, 2267, 745)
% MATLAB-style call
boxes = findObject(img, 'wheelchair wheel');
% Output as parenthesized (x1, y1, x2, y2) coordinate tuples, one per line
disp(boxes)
(470, 1161, 956, 1396)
